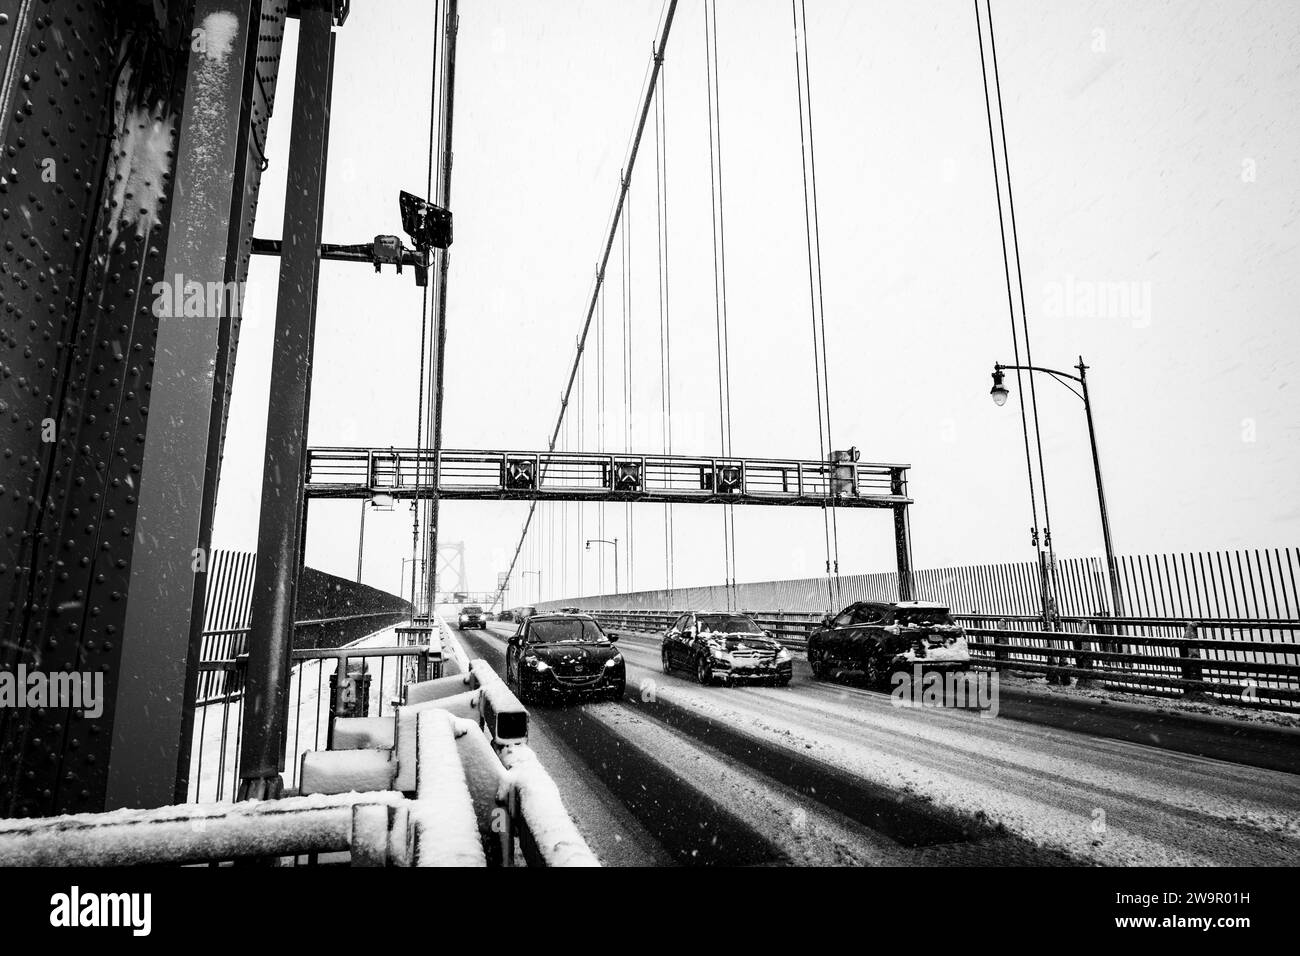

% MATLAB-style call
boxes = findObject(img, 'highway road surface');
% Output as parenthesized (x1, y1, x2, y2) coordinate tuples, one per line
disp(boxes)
(454, 621, 1300, 866)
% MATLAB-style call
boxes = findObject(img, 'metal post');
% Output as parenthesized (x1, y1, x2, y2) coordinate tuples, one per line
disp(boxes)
(357, 499, 367, 582)
(892, 469, 914, 602)
(614, 537, 620, 594)
(238, 3, 336, 802)
(107, 0, 270, 811)
(1078, 357, 1124, 616)
(424, 0, 460, 616)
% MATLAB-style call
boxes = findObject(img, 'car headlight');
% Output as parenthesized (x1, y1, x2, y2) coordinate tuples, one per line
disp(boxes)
(525, 657, 549, 671)
(775, 647, 791, 662)
(708, 643, 728, 660)
(605, 654, 623, 668)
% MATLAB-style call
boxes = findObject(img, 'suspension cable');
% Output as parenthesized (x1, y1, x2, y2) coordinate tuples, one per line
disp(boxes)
(493, 1, 679, 611)
(704, 0, 738, 610)
(800, 0, 842, 605)
(984, 0, 1059, 619)
(410, 0, 443, 614)
(654, 60, 675, 593)
(792, 0, 839, 608)
(974, 0, 1049, 610)
(623, 187, 634, 593)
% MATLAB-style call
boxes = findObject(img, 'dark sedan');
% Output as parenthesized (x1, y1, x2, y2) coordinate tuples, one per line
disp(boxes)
(457, 605, 487, 630)
(506, 613, 626, 703)
(661, 612, 792, 687)
(806, 601, 970, 687)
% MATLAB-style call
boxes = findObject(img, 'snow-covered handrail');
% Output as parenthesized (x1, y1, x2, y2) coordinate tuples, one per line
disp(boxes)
(0, 792, 407, 867)
(434, 614, 472, 674)
(499, 744, 598, 867)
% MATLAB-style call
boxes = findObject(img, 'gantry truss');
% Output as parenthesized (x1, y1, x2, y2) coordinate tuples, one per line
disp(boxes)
(306, 447, 912, 509)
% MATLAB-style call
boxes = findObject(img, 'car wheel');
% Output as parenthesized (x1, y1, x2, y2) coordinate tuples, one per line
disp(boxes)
(775, 676, 791, 688)
(863, 648, 890, 689)
(809, 648, 828, 680)
(696, 655, 713, 686)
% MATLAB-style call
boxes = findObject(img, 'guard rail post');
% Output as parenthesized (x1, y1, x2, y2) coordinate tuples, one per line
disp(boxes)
(1179, 621, 1206, 699)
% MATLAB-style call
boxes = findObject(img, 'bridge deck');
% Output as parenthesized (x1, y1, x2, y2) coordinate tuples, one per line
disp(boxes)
(306, 447, 911, 509)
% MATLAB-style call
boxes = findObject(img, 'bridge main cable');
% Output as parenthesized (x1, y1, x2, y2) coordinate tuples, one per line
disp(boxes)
(494, 0, 680, 610)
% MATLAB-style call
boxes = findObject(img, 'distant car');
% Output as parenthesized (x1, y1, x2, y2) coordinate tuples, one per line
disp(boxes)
(556, 606, 581, 614)
(457, 605, 487, 630)
(806, 601, 970, 686)
(661, 612, 792, 687)
(497, 609, 513, 622)
(505, 613, 625, 703)
(512, 605, 538, 624)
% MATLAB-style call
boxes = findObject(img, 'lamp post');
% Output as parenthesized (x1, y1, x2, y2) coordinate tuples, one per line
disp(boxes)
(990, 356, 1123, 616)
(585, 538, 619, 594)
(400, 557, 426, 611)
(522, 570, 542, 606)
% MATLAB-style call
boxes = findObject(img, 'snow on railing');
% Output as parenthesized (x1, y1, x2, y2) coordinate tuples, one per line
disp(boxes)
(435, 615, 472, 675)
(407, 709, 487, 866)
(499, 744, 598, 867)
(0, 792, 407, 867)
(3, 625, 597, 866)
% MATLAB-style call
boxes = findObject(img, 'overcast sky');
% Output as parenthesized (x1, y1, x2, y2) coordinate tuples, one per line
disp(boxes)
(212, 0, 1300, 605)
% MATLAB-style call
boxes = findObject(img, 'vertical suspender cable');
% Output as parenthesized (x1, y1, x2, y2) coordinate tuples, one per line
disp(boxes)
(655, 61, 675, 593)
(985, 0, 1059, 621)
(792, 0, 836, 609)
(705, 0, 737, 609)
(974, 0, 1047, 613)
(623, 191, 634, 594)
(493, 1, 679, 611)
(411, 0, 442, 614)
(799, 0, 842, 606)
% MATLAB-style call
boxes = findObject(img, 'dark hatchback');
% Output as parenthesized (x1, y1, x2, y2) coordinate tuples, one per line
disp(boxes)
(506, 613, 626, 704)
(806, 601, 970, 686)
(661, 612, 793, 687)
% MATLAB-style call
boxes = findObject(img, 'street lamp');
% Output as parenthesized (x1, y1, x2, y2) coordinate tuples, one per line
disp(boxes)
(990, 367, 1009, 407)
(585, 538, 619, 594)
(400, 557, 426, 611)
(521, 570, 542, 605)
(989, 356, 1123, 616)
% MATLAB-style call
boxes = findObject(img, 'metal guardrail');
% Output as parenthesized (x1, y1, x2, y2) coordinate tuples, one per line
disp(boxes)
(305, 445, 911, 509)
(196, 610, 415, 704)
(581, 608, 1300, 711)
(190, 644, 440, 803)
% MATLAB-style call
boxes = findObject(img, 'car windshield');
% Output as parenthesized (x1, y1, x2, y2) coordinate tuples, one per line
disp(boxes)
(894, 607, 953, 626)
(698, 614, 761, 633)
(528, 619, 606, 644)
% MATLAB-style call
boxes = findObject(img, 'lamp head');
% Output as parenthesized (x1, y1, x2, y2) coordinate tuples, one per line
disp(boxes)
(990, 367, 1009, 407)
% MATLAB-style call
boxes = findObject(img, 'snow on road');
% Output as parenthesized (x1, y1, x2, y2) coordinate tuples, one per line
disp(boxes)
(474, 621, 1300, 866)
(606, 630, 1300, 866)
